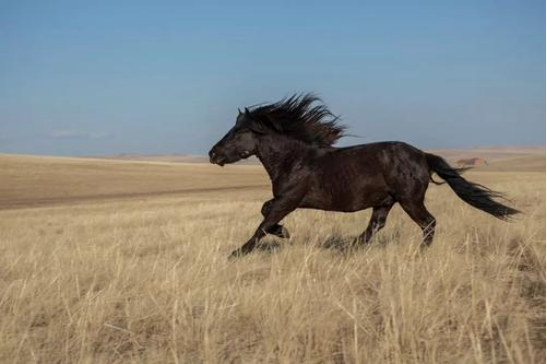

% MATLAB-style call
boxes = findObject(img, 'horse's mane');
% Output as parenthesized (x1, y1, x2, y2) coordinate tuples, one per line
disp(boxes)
(243, 93, 345, 148)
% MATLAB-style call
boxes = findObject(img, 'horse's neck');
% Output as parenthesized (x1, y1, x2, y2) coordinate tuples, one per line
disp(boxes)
(256, 135, 310, 182)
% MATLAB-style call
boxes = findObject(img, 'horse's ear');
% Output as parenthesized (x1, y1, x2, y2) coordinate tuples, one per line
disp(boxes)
(244, 108, 251, 117)
(236, 108, 245, 126)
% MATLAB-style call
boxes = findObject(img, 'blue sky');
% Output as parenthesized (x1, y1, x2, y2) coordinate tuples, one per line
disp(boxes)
(0, 0, 544, 156)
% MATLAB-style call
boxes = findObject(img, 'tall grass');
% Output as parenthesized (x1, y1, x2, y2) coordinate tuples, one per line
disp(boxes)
(0, 172, 544, 363)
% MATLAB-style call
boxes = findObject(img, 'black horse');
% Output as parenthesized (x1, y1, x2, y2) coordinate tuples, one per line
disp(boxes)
(209, 93, 519, 258)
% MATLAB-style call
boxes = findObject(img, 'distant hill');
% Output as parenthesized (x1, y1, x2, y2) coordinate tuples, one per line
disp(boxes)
(91, 153, 208, 163)
(92, 146, 544, 167)
(428, 146, 545, 163)
(0, 153, 268, 209)
(91, 153, 259, 165)
(472, 155, 545, 173)
(0, 147, 543, 209)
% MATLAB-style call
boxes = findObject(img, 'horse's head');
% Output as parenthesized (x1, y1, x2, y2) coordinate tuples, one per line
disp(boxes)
(209, 109, 262, 166)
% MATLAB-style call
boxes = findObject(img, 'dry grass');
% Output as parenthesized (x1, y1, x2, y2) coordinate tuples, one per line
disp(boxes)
(0, 155, 544, 363)
(473, 155, 546, 173)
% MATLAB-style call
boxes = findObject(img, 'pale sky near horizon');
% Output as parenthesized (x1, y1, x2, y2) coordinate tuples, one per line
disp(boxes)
(0, 0, 545, 156)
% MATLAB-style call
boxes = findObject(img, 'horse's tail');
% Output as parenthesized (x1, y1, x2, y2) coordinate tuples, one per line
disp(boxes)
(425, 153, 520, 220)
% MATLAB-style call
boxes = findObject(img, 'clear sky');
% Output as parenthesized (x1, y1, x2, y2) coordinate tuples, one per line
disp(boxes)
(0, 0, 545, 156)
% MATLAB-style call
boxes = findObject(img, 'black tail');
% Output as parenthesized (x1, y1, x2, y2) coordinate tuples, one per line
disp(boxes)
(425, 153, 520, 220)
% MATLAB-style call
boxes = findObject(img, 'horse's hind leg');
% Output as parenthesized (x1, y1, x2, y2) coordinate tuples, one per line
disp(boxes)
(261, 199, 290, 238)
(399, 200, 436, 246)
(357, 203, 394, 245)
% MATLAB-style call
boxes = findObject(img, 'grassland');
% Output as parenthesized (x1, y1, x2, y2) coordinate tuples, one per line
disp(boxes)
(0, 154, 268, 209)
(0, 153, 544, 363)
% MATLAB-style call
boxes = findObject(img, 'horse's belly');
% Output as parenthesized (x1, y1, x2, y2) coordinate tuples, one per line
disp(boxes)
(332, 189, 387, 212)
(300, 184, 387, 212)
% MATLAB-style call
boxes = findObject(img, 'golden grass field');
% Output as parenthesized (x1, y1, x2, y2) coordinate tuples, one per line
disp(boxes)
(0, 152, 545, 363)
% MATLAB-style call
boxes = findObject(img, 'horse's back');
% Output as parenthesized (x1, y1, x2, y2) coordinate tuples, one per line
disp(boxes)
(339, 141, 431, 200)
(301, 141, 430, 211)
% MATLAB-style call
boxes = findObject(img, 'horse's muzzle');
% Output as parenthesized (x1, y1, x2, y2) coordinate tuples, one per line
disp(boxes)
(209, 150, 227, 166)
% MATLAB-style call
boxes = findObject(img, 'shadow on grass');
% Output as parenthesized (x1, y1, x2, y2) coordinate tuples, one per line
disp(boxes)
(320, 233, 396, 255)
(254, 230, 399, 256)
(321, 234, 355, 252)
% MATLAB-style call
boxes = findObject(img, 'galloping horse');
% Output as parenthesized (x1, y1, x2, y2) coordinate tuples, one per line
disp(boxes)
(209, 94, 519, 258)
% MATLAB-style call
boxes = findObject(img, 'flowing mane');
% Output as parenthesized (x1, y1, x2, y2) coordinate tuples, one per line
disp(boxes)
(243, 93, 345, 148)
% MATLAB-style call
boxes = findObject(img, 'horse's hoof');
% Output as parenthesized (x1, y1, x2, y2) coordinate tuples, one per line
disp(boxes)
(228, 250, 241, 260)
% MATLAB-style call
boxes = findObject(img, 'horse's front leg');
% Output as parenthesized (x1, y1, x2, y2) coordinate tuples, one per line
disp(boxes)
(229, 196, 299, 259)
(261, 199, 290, 239)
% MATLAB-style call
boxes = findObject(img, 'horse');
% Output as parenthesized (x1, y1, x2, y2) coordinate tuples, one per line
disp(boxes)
(208, 93, 520, 258)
